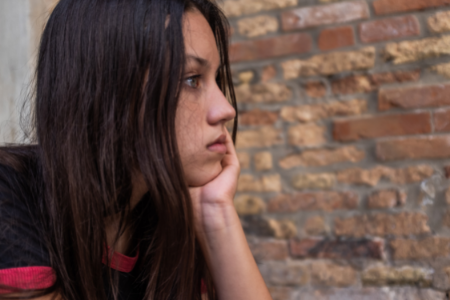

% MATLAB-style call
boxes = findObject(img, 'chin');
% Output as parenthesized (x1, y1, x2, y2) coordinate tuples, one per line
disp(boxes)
(186, 162, 223, 187)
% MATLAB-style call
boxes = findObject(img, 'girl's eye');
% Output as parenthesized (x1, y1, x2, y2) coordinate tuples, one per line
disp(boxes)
(185, 76, 201, 89)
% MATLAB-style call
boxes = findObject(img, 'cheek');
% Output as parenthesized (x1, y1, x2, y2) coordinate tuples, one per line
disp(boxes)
(176, 101, 204, 160)
(176, 99, 222, 186)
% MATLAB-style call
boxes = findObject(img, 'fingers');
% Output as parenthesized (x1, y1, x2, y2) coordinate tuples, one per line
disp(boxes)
(222, 130, 239, 169)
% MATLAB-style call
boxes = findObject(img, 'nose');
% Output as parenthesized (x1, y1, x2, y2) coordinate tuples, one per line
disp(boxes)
(207, 85, 236, 125)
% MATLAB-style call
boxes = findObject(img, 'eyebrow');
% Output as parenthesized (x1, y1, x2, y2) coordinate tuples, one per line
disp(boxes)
(186, 55, 210, 67)
(186, 54, 222, 72)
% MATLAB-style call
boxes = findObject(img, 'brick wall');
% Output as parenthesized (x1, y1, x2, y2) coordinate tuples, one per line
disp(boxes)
(222, 0, 450, 298)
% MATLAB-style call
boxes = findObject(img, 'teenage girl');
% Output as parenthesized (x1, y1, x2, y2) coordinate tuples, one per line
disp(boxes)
(0, 0, 273, 299)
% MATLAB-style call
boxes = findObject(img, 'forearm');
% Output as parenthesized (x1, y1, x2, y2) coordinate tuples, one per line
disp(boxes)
(198, 204, 272, 300)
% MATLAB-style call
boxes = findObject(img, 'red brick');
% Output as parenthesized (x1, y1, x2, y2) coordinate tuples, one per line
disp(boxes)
(268, 192, 359, 213)
(239, 109, 279, 126)
(229, 33, 312, 63)
(304, 81, 327, 98)
(334, 212, 430, 237)
(247, 237, 289, 261)
(310, 261, 357, 287)
(261, 65, 277, 83)
(290, 238, 384, 260)
(359, 16, 420, 43)
(379, 83, 450, 111)
(445, 166, 450, 178)
(367, 189, 407, 209)
(391, 237, 450, 259)
(373, 0, 450, 15)
(376, 135, 450, 161)
(434, 108, 450, 132)
(281, 1, 369, 31)
(332, 70, 420, 95)
(318, 26, 355, 51)
(333, 112, 431, 141)
(268, 287, 295, 300)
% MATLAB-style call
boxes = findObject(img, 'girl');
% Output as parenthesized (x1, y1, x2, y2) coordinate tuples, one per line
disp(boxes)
(0, 0, 273, 299)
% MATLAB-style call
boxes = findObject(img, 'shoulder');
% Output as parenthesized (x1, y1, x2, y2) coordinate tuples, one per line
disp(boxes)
(0, 146, 55, 294)
(0, 146, 42, 229)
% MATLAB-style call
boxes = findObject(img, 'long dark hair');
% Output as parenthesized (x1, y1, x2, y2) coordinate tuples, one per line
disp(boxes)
(0, 0, 237, 299)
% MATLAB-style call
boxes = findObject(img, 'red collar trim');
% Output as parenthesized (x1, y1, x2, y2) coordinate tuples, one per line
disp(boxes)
(102, 246, 139, 273)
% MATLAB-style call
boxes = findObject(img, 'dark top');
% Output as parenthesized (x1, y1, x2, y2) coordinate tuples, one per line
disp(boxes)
(0, 162, 147, 299)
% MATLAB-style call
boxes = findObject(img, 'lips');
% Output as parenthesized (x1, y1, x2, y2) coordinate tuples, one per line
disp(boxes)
(207, 134, 227, 154)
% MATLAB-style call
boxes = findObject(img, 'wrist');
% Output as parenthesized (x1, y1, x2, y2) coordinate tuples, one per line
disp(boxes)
(201, 202, 239, 233)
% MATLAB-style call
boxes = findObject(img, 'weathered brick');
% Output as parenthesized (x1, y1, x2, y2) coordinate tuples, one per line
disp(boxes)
(288, 124, 326, 147)
(431, 62, 450, 79)
(331, 70, 420, 95)
(359, 16, 420, 43)
(238, 71, 254, 84)
(295, 288, 392, 299)
(242, 216, 296, 239)
(373, 0, 450, 15)
(261, 65, 277, 82)
(281, 1, 369, 31)
(310, 261, 357, 287)
(237, 152, 250, 169)
(237, 15, 278, 38)
(283, 47, 375, 79)
(428, 10, 450, 33)
(229, 33, 312, 63)
(235, 82, 292, 104)
(267, 287, 295, 300)
(239, 109, 278, 126)
(290, 238, 384, 259)
(279, 146, 365, 169)
(434, 108, 450, 132)
(334, 212, 430, 237)
(333, 112, 431, 141)
(362, 265, 433, 286)
(281, 99, 367, 123)
(298, 287, 445, 299)
(391, 237, 450, 259)
(445, 167, 450, 179)
(304, 81, 327, 98)
(259, 261, 309, 286)
(384, 35, 450, 65)
(337, 165, 434, 186)
(269, 219, 298, 239)
(268, 191, 358, 212)
(434, 264, 450, 290)
(247, 237, 289, 261)
(370, 70, 421, 87)
(379, 83, 450, 111)
(367, 189, 407, 209)
(236, 126, 283, 149)
(376, 135, 450, 161)
(304, 216, 327, 235)
(291, 174, 336, 190)
(234, 194, 266, 215)
(254, 151, 273, 171)
(318, 26, 355, 51)
(221, 0, 298, 18)
(390, 288, 446, 300)
(441, 210, 450, 228)
(237, 174, 281, 192)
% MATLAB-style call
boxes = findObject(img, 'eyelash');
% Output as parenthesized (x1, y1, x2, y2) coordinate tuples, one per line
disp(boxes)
(184, 73, 221, 90)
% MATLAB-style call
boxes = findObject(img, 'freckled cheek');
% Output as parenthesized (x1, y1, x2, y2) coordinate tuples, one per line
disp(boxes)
(175, 103, 208, 165)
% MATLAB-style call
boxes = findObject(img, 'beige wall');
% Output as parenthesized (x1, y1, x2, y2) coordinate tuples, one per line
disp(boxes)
(0, 0, 56, 145)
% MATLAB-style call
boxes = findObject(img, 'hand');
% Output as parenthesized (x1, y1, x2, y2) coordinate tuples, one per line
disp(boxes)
(189, 130, 240, 239)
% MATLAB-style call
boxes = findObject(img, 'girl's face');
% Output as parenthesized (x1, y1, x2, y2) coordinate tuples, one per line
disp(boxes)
(176, 10, 235, 187)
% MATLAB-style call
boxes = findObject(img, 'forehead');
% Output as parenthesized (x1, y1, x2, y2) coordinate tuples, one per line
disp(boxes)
(182, 10, 219, 66)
